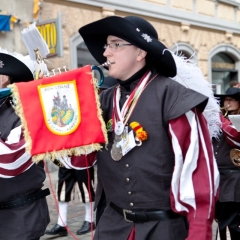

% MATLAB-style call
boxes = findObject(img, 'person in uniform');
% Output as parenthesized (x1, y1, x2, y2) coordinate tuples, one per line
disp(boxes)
(78, 16, 219, 240)
(214, 88, 240, 240)
(0, 51, 50, 240)
(44, 154, 96, 236)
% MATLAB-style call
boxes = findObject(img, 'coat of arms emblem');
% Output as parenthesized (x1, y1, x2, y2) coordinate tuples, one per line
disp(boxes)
(38, 80, 81, 135)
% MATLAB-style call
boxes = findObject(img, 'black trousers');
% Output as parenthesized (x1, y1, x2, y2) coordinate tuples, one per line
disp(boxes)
(215, 201, 240, 240)
(57, 167, 95, 203)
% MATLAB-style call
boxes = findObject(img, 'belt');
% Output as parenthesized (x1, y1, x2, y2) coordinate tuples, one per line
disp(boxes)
(219, 168, 240, 173)
(110, 202, 181, 223)
(0, 188, 50, 210)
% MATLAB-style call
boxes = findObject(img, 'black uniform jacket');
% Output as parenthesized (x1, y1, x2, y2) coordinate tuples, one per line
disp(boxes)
(94, 68, 208, 240)
(213, 133, 240, 202)
(0, 98, 50, 240)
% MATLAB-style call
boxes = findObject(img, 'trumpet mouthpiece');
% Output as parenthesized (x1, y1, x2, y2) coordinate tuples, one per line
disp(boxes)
(100, 61, 115, 67)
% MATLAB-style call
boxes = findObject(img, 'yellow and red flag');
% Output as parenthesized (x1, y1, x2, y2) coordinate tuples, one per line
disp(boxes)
(9, 65, 107, 165)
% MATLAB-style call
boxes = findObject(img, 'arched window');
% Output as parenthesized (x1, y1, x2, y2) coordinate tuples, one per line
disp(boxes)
(209, 44, 240, 94)
(69, 33, 109, 80)
(77, 42, 99, 67)
(171, 43, 197, 62)
(212, 52, 237, 94)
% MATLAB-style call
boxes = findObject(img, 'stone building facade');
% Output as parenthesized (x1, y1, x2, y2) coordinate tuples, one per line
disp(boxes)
(1, 0, 240, 93)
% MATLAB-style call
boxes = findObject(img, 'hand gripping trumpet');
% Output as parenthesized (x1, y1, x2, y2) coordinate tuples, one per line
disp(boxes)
(220, 104, 229, 118)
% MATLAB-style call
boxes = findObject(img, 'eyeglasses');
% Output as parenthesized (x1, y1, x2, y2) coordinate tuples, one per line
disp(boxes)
(224, 98, 237, 103)
(103, 43, 132, 51)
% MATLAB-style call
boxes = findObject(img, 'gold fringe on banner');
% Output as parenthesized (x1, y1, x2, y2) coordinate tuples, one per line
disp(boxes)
(9, 83, 33, 154)
(90, 72, 108, 147)
(9, 72, 108, 164)
(32, 143, 103, 163)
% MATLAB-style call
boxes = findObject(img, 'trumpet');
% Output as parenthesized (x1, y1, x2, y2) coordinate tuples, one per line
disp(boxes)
(230, 149, 240, 168)
(98, 60, 115, 67)
(220, 105, 229, 118)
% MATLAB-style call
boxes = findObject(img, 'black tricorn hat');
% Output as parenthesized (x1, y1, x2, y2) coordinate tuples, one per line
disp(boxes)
(79, 16, 176, 78)
(215, 88, 240, 100)
(0, 53, 33, 83)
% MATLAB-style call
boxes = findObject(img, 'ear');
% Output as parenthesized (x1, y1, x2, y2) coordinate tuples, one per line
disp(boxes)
(137, 49, 147, 61)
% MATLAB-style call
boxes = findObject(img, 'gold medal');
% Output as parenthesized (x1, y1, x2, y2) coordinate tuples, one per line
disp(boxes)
(230, 149, 240, 168)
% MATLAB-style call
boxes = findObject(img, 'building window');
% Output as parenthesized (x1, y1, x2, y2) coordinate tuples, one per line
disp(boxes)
(171, 42, 197, 63)
(77, 42, 108, 79)
(212, 52, 238, 94)
(77, 42, 99, 67)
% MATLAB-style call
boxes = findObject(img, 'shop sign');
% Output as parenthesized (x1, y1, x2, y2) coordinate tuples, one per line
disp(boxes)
(36, 12, 63, 58)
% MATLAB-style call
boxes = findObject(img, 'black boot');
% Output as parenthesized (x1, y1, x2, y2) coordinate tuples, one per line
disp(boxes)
(76, 221, 95, 235)
(44, 223, 68, 236)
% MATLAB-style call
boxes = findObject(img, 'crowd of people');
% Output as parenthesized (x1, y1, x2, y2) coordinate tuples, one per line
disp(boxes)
(0, 15, 240, 240)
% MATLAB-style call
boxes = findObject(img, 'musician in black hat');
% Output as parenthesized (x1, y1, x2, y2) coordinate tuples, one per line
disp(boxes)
(79, 16, 218, 240)
(213, 88, 240, 240)
(0, 51, 50, 240)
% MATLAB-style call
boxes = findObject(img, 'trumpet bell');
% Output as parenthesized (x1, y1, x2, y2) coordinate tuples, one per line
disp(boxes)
(230, 149, 240, 168)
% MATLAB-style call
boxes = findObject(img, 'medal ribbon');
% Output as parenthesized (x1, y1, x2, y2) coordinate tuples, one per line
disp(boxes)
(112, 70, 152, 132)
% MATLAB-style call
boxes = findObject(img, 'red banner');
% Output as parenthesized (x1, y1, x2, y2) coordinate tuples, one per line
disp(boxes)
(10, 65, 107, 163)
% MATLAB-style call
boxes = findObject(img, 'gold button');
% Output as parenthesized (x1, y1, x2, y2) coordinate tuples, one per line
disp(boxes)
(130, 202, 134, 206)
(125, 164, 129, 168)
(126, 178, 130, 182)
(128, 191, 132, 195)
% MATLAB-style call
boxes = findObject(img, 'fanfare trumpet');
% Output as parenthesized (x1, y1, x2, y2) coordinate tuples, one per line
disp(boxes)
(34, 48, 114, 86)
(220, 105, 229, 118)
(0, 63, 106, 100)
(230, 149, 240, 168)
(43, 60, 115, 86)
(0, 59, 114, 108)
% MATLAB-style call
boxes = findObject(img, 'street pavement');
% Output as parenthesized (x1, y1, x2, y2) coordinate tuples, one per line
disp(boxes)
(40, 161, 229, 240)
(40, 162, 96, 240)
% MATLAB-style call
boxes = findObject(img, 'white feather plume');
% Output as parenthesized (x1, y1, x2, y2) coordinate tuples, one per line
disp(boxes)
(170, 51, 221, 139)
(0, 47, 49, 77)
